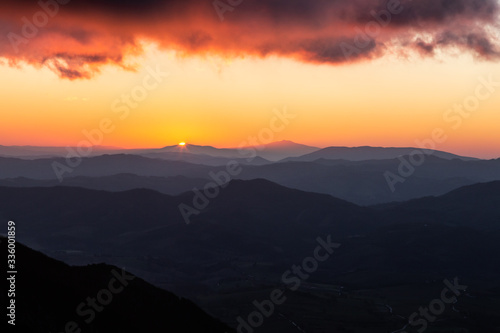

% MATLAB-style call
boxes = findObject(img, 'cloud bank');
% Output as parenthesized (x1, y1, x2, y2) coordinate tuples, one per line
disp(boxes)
(1, 0, 499, 79)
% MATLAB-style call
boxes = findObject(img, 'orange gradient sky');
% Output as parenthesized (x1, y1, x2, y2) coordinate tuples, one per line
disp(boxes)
(2, 44, 500, 158)
(1, 0, 500, 158)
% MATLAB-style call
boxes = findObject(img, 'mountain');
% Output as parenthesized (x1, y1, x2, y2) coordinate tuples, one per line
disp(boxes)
(0, 155, 214, 180)
(284, 146, 478, 162)
(144, 144, 244, 158)
(0, 145, 121, 159)
(127, 141, 319, 161)
(0, 179, 372, 251)
(0, 141, 319, 162)
(139, 151, 271, 166)
(2, 154, 500, 205)
(0, 179, 372, 289)
(3, 178, 495, 275)
(0, 179, 500, 333)
(0, 237, 232, 333)
(377, 180, 500, 230)
(248, 140, 319, 161)
(0, 144, 480, 163)
(1, 180, 500, 331)
(237, 156, 500, 205)
(0, 174, 208, 195)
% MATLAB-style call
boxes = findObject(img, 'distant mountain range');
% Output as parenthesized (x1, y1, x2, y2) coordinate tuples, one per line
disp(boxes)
(138, 151, 271, 166)
(1, 180, 499, 331)
(0, 140, 317, 162)
(1, 153, 499, 205)
(148, 141, 318, 161)
(0, 145, 120, 159)
(238, 155, 500, 204)
(282, 146, 478, 162)
(0, 174, 208, 196)
(249, 140, 319, 161)
(0, 141, 481, 163)
(0, 154, 212, 179)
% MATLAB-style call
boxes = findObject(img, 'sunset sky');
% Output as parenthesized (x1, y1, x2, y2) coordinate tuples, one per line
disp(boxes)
(1, 0, 499, 158)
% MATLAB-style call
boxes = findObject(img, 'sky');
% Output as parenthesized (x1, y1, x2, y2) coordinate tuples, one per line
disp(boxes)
(0, 0, 499, 158)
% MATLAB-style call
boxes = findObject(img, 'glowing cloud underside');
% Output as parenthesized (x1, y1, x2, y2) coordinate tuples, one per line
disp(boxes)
(0, 0, 499, 79)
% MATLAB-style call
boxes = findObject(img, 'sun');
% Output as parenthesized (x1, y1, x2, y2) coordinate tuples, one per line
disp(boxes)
(178, 142, 186, 146)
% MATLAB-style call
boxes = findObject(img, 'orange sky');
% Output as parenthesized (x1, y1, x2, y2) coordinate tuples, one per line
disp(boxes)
(1, 1, 499, 158)
(1, 45, 499, 158)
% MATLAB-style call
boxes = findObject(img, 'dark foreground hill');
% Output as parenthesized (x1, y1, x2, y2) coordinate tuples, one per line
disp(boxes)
(0, 236, 232, 333)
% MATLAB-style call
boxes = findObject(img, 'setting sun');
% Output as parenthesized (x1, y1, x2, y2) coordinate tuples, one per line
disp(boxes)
(179, 142, 186, 146)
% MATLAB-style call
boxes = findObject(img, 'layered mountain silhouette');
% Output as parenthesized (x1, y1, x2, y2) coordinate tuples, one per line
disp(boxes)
(0, 143, 478, 162)
(138, 151, 271, 166)
(1, 142, 499, 331)
(0, 155, 211, 179)
(0, 141, 319, 162)
(238, 156, 500, 204)
(129, 141, 319, 161)
(0, 174, 208, 195)
(282, 146, 477, 162)
(0, 145, 120, 159)
(2, 153, 498, 205)
(249, 140, 319, 161)
(1, 180, 499, 331)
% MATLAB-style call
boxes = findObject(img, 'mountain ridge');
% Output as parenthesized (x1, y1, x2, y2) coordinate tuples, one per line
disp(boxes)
(283, 146, 479, 162)
(0, 236, 233, 333)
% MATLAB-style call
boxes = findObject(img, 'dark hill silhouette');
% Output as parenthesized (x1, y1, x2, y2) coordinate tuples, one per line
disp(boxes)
(0, 174, 208, 195)
(140, 151, 271, 165)
(0, 179, 498, 282)
(2, 154, 500, 205)
(0, 145, 119, 159)
(377, 181, 500, 230)
(0, 141, 319, 162)
(250, 140, 319, 161)
(239, 155, 500, 204)
(0, 179, 374, 250)
(0, 155, 212, 179)
(0, 236, 232, 333)
(284, 146, 478, 162)
(1, 180, 500, 331)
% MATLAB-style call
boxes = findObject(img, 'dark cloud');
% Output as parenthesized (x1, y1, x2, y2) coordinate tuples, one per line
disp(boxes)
(386, 0, 495, 25)
(415, 40, 435, 55)
(299, 37, 379, 63)
(0, 0, 499, 79)
(54, 65, 87, 79)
